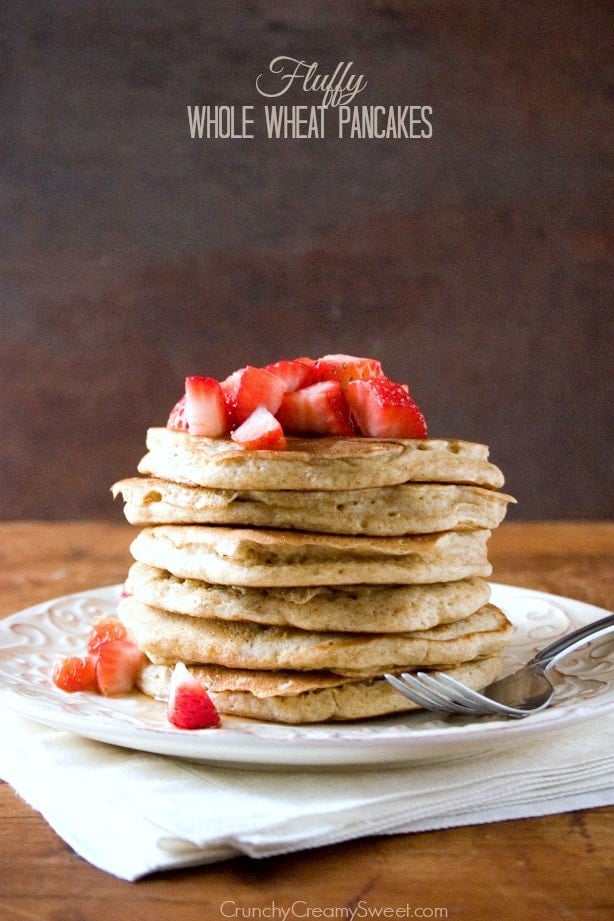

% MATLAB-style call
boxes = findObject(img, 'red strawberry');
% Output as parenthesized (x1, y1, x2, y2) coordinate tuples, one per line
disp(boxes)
(184, 376, 229, 437)
(222, 365, 287, 425)
(346, 377, 427, 439)
(167, 662, 221, 729)
(219, 367, 242, 398)
(95, 638, 144, 696)
(167, 394, 189, 431)
(231, 405, 287, 450)
(313, 354, 384, 388)
(219, 369, 241, 427)
(276, 380, 354, 436)
(87, 615, 128, 655)
(263, 357, 317, 392)
(52, 655, 98, 693)
(293, 356, 319, 384)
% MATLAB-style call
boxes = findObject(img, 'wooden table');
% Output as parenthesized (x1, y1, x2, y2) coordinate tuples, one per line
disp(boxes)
(0, 521, 612, 920)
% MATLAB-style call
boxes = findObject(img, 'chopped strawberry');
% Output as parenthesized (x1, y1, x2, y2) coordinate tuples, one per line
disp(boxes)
(87, 615, 128, 655)
(223, 365, 288, 425)
(167, 355, 428, 446)
(167, 662, 221, 729)
(231, 405, 286, 450)
(219, 369, 242, 427)
(293, 356, 319, 385)
(95, 638, 144, 696)
(346, 377, 427, 439)
(263, 357, 317, 392)
(52, 655, 98, 693)
(184, 376, 229, 437)
(219, 369, 241, 395)
(167, 394, 189, 431)
(313, 354, 384, 388)
(276, 380, 355, 436)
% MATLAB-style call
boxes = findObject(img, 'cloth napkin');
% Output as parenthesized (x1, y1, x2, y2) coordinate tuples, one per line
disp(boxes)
(0, 708, 612, 881)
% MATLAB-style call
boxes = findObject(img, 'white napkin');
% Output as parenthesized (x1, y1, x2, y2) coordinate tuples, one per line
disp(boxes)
(0, 709, 612, 881)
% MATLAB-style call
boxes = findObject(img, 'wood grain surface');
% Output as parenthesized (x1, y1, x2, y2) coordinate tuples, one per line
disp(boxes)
(0, 521, 612, 920)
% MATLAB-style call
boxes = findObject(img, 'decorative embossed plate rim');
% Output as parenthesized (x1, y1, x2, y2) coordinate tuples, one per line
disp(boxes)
(0, 583, 612, 768)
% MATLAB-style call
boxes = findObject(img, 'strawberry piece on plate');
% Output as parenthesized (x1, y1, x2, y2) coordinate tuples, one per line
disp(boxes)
(95, 638, 144, 696)
(223, 365, 288, 425)
(167, 662, 221, 729)
(86, 615, 128, 655)
(231, 405, 287, 450)
(167, 394, 189, 431)
(263, 357, 317, 392)
(184, 376, 229, 437)
(313, 354, 384, 388)
(276, 380, 355, 436)
(52, 655, 98, 693)
(346, 377, 427, 439)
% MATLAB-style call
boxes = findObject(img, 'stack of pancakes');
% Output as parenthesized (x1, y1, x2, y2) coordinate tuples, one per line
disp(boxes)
(112, 428, 515, 723)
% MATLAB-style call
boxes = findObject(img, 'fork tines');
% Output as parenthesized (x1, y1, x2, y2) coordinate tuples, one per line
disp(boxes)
(385, 671, 500, 716)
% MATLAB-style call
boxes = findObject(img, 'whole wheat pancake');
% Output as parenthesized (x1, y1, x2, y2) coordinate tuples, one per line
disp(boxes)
(138, 429, 505, 491)
(118, 597, 512, 675)
(126, 562, 491, 633)
(113, 477, 515, 535)
(137, 654, 505, 723)
(129, 525, 492, 587)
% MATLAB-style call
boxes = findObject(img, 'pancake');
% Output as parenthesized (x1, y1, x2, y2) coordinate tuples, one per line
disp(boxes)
(118, 597, 513, 676)
(138, 428, 506, 491)
(129, 525, 492, 587)
(137, 654, 505, 723)
(126, 562, 492, 633)
(112, 477, 515, 535)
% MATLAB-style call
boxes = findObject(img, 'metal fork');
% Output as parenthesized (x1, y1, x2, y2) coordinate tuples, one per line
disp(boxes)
(385, 612, 614, 718)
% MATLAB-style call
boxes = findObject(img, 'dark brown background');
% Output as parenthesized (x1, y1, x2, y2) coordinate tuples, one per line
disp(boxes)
(1, 1, 612, 522)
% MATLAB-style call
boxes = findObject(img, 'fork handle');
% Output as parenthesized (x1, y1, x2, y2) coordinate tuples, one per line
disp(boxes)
(530, 612, 614, 671)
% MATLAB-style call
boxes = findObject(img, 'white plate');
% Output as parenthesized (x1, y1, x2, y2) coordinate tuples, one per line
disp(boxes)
(0, 583, 612, 768)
